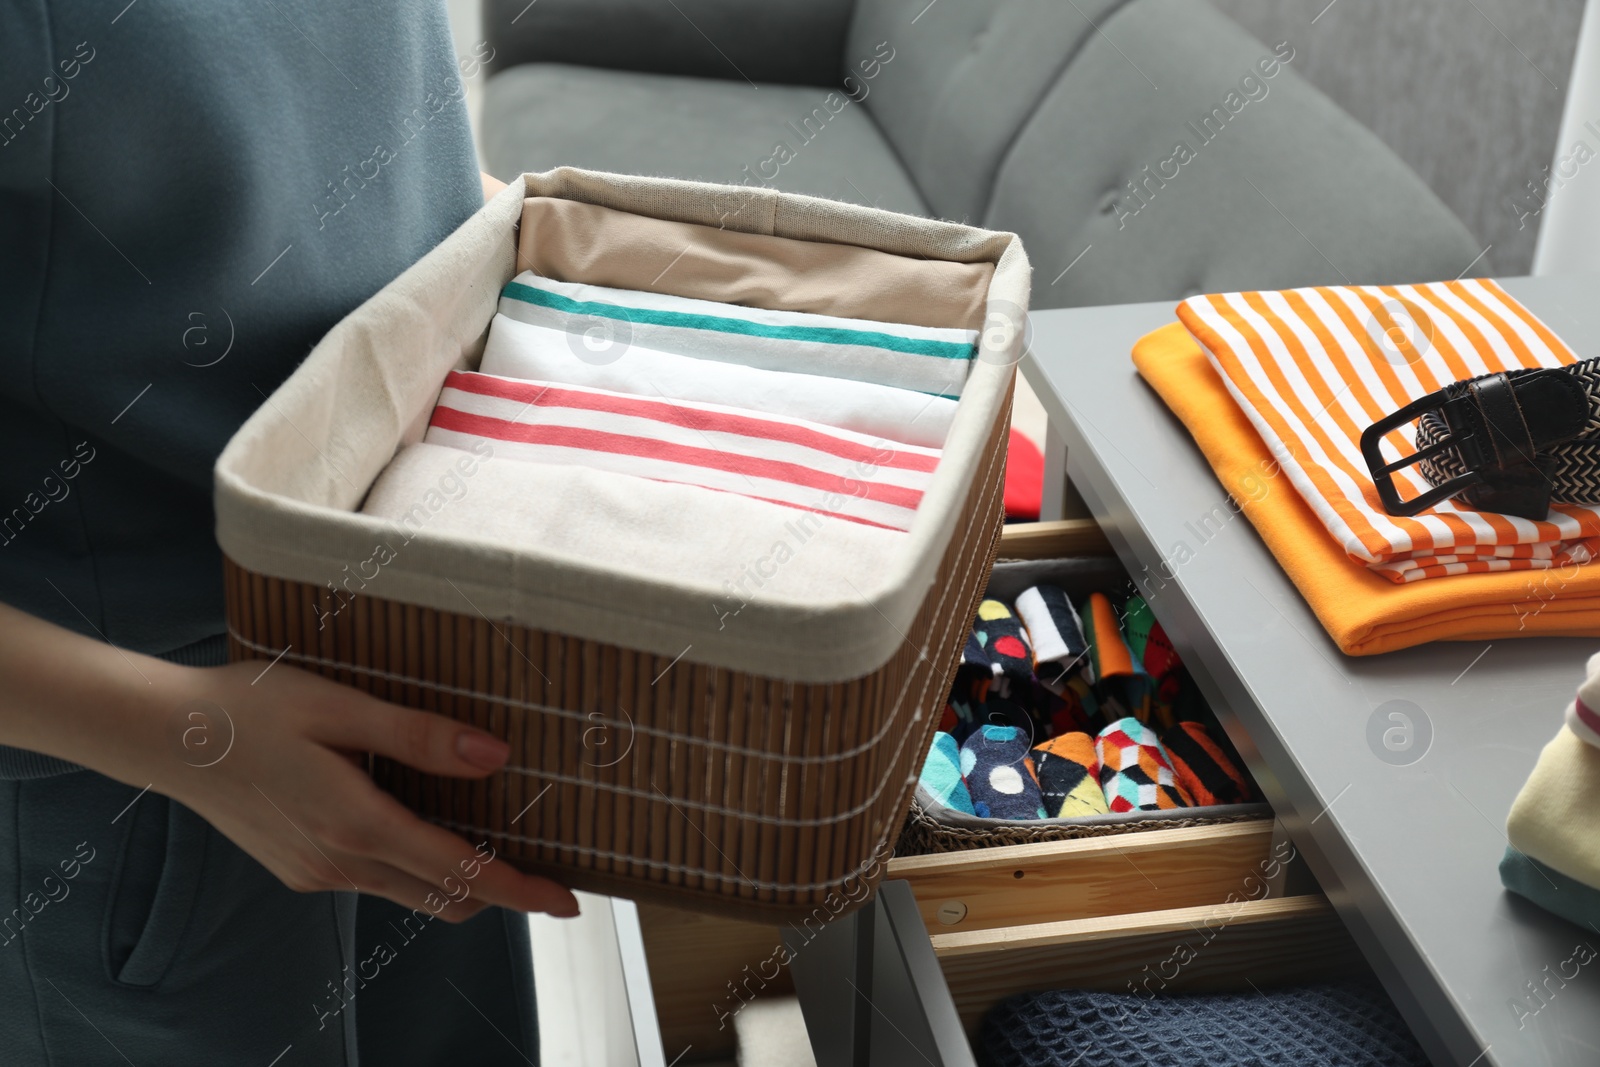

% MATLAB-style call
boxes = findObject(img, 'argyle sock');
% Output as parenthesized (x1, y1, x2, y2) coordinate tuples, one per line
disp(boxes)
(1123, 595, 1185, 728)
(960, 724, 1048, 820)
(919, 731, 976, 814)
(1014, 584, 1088, 691)
(1160, 721, 1256, 806)
(1096, 716, 1193, 811)
(1031, 732, 1108, 818)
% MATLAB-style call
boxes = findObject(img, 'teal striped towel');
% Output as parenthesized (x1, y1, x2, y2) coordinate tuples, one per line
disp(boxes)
(497, 272, 979, 399)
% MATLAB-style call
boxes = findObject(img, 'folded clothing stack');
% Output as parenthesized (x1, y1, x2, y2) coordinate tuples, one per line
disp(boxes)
(1176, 279, 1596, 583)
(976, 983, 1428, 1067)
(917, 584, 1257, 821)
(1134, 282, 1600, 655)
(1503, 651, 1600, 930)
(361, 199, 984, 562)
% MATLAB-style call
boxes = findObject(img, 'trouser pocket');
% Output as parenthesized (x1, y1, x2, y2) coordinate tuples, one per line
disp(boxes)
(102, 792, 209, 988)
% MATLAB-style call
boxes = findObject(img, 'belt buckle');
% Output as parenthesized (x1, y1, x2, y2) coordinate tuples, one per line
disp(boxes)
(1360, 389, 1482, 516)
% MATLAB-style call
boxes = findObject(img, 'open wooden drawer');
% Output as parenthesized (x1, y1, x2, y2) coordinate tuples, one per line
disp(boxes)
(885, 819, 1369, 1037)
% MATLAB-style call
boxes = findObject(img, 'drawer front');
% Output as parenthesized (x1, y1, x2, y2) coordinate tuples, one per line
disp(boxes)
(888, 819, 1367, 1036)
(888, 819, 1279, 933)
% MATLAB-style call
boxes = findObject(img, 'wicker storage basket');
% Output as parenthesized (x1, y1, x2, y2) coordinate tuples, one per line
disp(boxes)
(214, 168, 1029, 920)
(895, 556, 1273, 856)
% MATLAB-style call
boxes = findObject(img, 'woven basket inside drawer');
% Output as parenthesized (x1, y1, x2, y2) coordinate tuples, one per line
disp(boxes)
(895, 555, 1272, 856)
(896, 786, 1272, 855)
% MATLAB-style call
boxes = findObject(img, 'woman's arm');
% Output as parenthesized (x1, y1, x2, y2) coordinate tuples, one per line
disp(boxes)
(0, 600, 578, 920)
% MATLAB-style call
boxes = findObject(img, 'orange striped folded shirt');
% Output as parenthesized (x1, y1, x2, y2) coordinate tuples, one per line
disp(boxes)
(1177, 279, 1600, 583)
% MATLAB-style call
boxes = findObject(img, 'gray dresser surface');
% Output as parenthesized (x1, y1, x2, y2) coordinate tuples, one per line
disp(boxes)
(1022, 273, 1600, 1067)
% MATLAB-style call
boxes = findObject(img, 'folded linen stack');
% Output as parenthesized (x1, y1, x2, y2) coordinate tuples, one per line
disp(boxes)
(362, 203, 985, 555)
(1135, 281, 1600, 654)
(1176, 279, 1598, 583)
(1502, 652, 1600, 931)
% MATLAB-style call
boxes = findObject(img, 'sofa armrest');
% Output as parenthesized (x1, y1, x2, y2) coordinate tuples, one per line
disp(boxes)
(480, 0, 855, 87)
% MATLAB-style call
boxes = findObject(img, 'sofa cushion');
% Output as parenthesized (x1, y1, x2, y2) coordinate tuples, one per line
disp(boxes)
(984, 0, 1483, 311)
(481, 0, 856, 87)
(845, 0, 1122, 223)
(481, 64, 926, 217)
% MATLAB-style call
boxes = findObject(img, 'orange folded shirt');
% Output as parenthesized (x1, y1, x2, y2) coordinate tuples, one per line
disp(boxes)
(1176, 280, 1600, 583)
(1132, 322, 1600, 656)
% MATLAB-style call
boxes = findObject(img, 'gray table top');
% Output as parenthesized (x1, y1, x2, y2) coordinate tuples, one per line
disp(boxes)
(1022, 273, 1600, 1067)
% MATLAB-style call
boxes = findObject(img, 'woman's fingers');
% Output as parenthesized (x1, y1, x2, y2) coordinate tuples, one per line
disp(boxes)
(306, 689, 512, 779)
(349, 789, 579, 918)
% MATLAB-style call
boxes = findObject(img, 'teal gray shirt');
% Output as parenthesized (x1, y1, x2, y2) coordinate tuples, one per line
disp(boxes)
(0, 1, 480, 648)
(0, 2, 482, 774)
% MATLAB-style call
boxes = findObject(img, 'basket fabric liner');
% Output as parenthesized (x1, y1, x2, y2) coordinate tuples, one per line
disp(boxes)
(214, 168, 1027, 684)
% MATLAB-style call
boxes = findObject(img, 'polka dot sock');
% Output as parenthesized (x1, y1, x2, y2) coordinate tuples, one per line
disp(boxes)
(1096, 717, 1193, 812)
(1161, 721, 1257, 806)
(1030, 732, 1108, 818)
(919, 730, 976, 814)
(960, 724, 1048, 820)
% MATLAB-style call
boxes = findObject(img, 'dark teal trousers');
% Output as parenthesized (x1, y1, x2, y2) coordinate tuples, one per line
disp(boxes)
(0, 771, 539, 1065)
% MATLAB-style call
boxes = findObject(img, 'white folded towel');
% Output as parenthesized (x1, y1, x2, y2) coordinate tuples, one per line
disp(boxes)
(358, 442, 907, 611)
(496, 272, 979, 399)
(425, 371, 941, 530)
(478, 312, 960, 449)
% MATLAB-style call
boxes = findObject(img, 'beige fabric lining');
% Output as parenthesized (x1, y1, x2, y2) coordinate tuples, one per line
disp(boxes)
(213, 167, 1030, 683)
(516, 196, 995, 329)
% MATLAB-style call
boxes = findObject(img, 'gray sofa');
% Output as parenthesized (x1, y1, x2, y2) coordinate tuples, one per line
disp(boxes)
(478, 0, 1484, 311)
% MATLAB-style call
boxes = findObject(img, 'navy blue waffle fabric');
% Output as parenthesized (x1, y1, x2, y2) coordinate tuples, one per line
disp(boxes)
(976, 983, 1428, 1067)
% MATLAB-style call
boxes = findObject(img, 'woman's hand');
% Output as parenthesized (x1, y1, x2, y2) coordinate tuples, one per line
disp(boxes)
(0, 602, 577, 921)
(147, 659, 579, 921)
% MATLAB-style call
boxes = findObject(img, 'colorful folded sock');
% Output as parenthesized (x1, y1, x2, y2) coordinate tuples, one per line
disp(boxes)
(972, 599, 1035, 687)
(1014, 584, 1088, 689)
(1123, 595, 1184, 728)
(1160, 722, 1256, 806)
(960, 725, 1048, 820)
(919, 731, 976, 815)
(1081, 593, 1156, 724)
(1031, 733, 1109, 818)
(1096, 717, 1193, 812)
(977, 983, 1428, 1067)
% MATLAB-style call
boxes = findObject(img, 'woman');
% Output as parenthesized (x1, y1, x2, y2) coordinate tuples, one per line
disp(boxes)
(0, 3, 576, 1063)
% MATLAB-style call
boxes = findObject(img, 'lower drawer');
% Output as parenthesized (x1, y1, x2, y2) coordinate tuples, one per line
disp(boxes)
(885, 818, 1369, 1041)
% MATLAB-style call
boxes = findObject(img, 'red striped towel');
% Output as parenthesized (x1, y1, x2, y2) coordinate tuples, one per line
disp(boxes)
(424, 371, 940, 530)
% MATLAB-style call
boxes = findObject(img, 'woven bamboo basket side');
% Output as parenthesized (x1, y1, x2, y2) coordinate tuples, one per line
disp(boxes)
(223, 396, 1011, 921)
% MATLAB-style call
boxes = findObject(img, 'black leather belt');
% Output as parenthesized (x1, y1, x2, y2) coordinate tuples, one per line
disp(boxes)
(1360, 357, 1600, 521)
